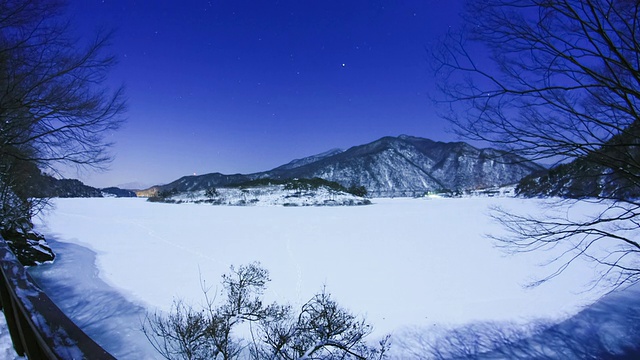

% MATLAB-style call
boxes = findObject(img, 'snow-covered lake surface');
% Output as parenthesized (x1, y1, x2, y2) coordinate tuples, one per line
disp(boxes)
(28, 197, 617, 358)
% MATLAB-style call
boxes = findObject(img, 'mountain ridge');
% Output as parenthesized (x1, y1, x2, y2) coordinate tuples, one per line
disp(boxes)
(144, 135, 543, 197)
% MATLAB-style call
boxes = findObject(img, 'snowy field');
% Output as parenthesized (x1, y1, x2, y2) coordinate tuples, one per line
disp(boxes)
(27, 197, 615, 359)
(0, 315, 21, 360)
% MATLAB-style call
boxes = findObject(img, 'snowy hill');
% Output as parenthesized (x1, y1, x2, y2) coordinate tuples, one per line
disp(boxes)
(150, 178, 370, 206)
(147, 135, 542, 197)
(159, 185, 370, 207)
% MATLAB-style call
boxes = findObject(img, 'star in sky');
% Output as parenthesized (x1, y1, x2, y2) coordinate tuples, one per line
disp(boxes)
(67, 0, 466, 188)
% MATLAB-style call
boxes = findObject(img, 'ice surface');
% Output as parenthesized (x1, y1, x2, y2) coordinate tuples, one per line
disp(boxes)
(27, 239, 156, 359)
(29, 197, 617, 358)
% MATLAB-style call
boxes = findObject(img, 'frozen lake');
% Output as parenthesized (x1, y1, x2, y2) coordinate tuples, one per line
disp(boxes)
(29, 197, 613, 358)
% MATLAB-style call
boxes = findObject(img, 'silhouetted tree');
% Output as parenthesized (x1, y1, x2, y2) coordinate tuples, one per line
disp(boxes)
(435, 0, 640, 287)
(0, 0, 125, 235)
(143, 300, 211, 360)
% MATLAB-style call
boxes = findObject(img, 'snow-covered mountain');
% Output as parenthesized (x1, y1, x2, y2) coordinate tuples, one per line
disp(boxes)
(146, 135, 543, 197)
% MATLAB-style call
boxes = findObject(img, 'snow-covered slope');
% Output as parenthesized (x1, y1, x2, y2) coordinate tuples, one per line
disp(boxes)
(271, 135, 542, 196)
(271, 148, 344, 171)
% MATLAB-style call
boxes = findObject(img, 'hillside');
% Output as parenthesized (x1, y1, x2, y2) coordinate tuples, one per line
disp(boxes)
(517, 124, 640, 199)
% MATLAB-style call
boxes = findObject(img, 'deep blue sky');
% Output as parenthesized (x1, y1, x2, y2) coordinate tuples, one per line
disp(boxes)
(68, 1, 465, 188)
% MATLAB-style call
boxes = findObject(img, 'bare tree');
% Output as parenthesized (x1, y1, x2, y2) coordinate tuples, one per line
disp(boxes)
(0, 0, 125, 168)
(291, 289, 389, 360)
(142, 264, 268, 360)
(434, 0, 640, 287)
(0, 0, 125, 236)
(254, 287, 389, 360)
(143, 300, 211, 360)
(144, 263, 389, 360)
(0, 149, 44, 230)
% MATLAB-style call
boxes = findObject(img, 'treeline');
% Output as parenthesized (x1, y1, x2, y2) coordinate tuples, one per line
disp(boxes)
(230, 177, 368, 197)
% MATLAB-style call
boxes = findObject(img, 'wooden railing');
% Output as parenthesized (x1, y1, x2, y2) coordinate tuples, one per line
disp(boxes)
(0, 238, 116, 359)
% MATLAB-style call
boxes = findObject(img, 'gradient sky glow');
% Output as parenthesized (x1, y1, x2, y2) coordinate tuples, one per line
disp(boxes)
(68, 1, 465, 188)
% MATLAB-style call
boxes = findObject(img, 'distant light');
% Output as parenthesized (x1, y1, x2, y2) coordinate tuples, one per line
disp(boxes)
(341, 63, 346, 67)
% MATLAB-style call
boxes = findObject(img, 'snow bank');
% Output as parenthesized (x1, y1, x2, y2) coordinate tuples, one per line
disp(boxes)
(30, 197, 612, 358)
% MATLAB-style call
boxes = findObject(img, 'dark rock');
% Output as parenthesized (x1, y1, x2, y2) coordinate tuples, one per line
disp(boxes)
(1, 229, 55, 266)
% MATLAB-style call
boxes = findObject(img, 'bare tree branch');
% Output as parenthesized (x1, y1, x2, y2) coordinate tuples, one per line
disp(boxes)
(0, 0, 126, 240)
(435, 0, 640, 288)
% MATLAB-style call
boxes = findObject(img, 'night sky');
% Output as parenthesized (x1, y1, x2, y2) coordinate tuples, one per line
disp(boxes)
(68, 1, 465, 188)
